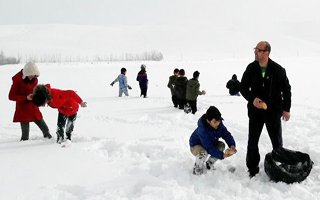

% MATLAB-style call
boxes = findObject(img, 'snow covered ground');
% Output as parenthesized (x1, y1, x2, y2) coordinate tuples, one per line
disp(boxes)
(0, 57, 319, 200)
(1, 0, 320, 199)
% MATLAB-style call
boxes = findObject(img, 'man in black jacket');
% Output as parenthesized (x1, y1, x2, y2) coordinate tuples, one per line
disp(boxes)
(240, 41, 291, 177)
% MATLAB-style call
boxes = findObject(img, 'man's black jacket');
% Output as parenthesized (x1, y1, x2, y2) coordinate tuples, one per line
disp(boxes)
(240, 58, 291, 118)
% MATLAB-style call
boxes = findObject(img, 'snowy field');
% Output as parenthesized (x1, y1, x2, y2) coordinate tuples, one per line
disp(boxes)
(1, 0, 320, 199)
(0, 57, 319, 200)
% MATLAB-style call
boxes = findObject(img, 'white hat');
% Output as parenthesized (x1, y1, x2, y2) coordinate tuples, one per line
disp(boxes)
(22, 62, 40, 79)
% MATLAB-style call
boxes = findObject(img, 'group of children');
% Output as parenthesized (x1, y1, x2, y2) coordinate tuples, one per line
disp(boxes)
(9, 62, 87, 144)
(167, 68, 206, 114)
(110, 64, 148, 98)
(9, 62, 236, 175)
(166, 68, 238, 175)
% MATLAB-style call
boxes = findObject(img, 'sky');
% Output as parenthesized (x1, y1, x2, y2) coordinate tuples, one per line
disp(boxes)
(1, 0, 320, 61)
(1, 0, 320, 26)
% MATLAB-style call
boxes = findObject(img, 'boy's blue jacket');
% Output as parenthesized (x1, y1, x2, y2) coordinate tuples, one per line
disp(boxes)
(189, 114, 236, 159)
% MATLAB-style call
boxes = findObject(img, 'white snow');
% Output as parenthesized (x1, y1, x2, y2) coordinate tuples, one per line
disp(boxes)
(1, 0, 320, 199)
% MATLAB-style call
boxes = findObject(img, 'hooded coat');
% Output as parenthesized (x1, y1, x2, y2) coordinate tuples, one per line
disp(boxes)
(9, 70, 43, 122)
(189, 114, 236, 159)
(45, 84, 83, 116)
(226, 76, 240, 95)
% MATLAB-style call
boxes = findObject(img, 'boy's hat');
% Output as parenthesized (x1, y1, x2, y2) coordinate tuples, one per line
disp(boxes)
(205, 106, 223, 121)
(141, 64, 146, 70)
(121, 67, 127, 74)
(193, 71, 200, 78)
(178, 69, 185, 76)
(22, 62, 40, 79)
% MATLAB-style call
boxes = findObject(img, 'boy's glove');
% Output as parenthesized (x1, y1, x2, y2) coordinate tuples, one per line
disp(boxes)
(201, 90, 206, 95)
(110, 81, 115, 86)
(128, 85, 132, 90)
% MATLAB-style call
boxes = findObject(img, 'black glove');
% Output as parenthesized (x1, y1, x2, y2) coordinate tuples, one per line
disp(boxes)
(128, 85, 132, 90)
(110, 81, 114, 86)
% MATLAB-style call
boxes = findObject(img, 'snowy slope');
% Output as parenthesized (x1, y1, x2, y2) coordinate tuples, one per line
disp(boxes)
(0, 58, 319, 200)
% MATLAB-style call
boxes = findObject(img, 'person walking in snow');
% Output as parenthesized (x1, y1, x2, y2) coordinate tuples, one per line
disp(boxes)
(167, 68, 179, 107)
(226, 74, 240, 96)
(189, 106, 237, 175)
(186, 71, 206, 114)
(173, 69, 188, 110)
(110, 67, 132, 97)
(240, 41, 291, 177)
(32, 84, 87, 144)
(136, 64, 148, 98)
(8, 62, 52, 141)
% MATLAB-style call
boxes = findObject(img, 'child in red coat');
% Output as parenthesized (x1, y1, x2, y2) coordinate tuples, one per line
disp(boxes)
(32, 84, 87, 143)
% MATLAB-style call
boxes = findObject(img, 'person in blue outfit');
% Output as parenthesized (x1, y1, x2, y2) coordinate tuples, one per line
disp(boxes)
(136, 64, 148, 98)
(189, 106, 237, 175)
(110, 67, 132, 97)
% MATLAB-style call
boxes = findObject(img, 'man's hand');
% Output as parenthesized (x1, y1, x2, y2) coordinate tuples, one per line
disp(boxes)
(253, 97, 267, 110)
(110, 81, 114, 86)
(128, 85, 132, 90)
(282, 111, 290, 121)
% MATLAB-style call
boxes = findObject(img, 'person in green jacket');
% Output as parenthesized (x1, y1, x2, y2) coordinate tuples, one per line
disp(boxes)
(186, 71, 206, 114)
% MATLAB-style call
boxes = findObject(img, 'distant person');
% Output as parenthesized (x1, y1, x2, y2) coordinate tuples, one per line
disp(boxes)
(189, 106, 237, 175)
(186, 71, 206, 114)
(136, 64, 148, 98)
(167, 68, 179, 107)
(8, 62, 52, 141)
(173, 69, 188, 110)
(32, 84, 87, 144)
(240, 41, 291, 177)
(226, 74, 240, 96)
(110, 67, 132, 97)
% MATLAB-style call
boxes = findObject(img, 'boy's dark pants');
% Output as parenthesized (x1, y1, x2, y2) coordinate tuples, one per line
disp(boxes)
(187, 100, 197, 114)
(246, 116, 282, 174)
(172, 95, 178, 107)
(177, 98, 186, 109)
(57, 113, 77, 140)
(20, 119, 50, 140)
(140, 86, 147, 98)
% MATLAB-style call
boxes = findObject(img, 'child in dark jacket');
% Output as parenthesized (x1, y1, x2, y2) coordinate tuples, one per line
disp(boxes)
(185, 71, 206, 114)
(32, 84, 87, 144)
(189, 106, 237, 175)
(167, 68, 179, 107)
(173, 69, 188, 109)
(226, 74, 240, 96)
(136, 64, 148, 98)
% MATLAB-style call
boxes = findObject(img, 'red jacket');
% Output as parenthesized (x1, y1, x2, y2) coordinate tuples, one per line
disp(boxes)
(46, 84, 83, 116)
(8, 70, 43, 122)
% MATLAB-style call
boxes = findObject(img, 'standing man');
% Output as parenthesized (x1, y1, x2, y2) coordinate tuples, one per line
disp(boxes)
(240, 41, 291, 177)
